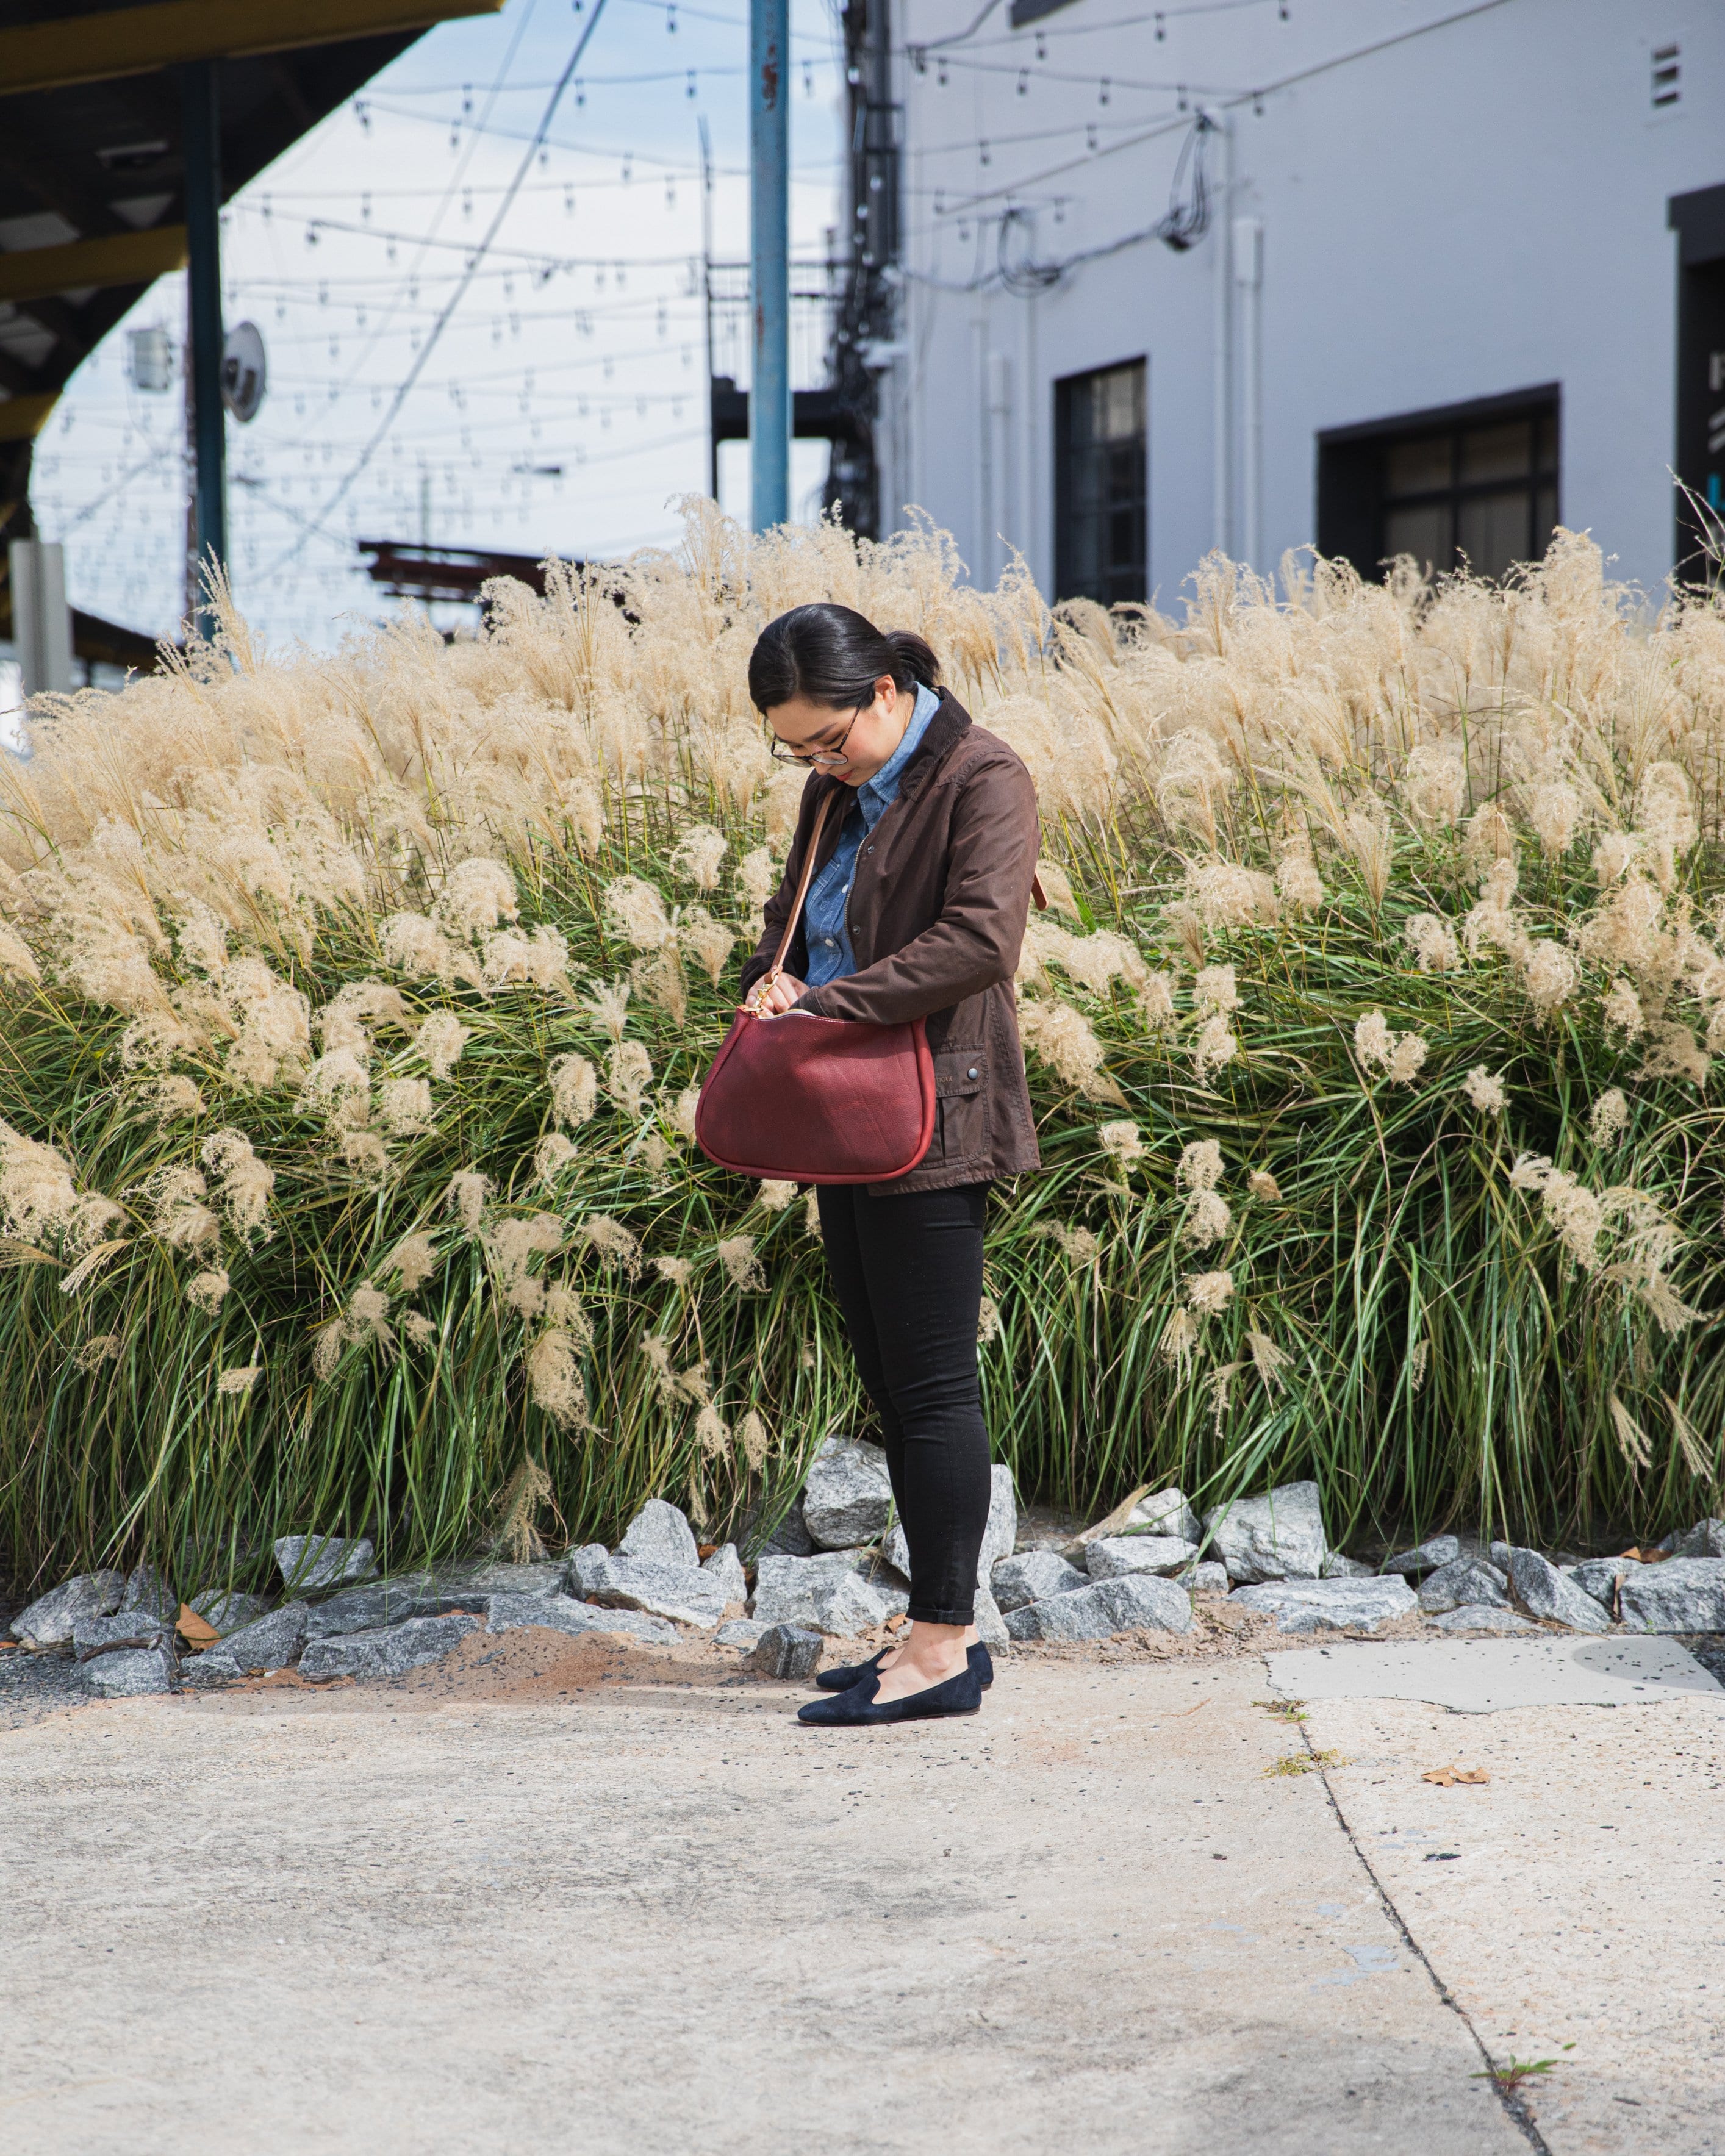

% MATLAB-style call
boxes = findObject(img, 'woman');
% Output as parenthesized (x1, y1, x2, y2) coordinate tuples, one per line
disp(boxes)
(741, 602, 1042, 1727)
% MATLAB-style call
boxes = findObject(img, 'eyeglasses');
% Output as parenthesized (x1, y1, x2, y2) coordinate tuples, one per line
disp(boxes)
(765, 706, 864, 767)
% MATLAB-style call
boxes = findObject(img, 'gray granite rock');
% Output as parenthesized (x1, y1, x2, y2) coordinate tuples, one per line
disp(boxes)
(482, 1592, 678, 1647)
(188, 1590, 273, 1636)
(119, 1562, 176, 1622)
(972, 1585, 1009, 1649)
(801, 1437, 894, 1551)
(881, 1522, 911, 1580)
(583, 1553, 731, 1627)
(1188, 1560, 1232, 1594)
(751, 1622, 823, 1680)
(73, 1609, 173, 1660)
(435, 1560, 565, 1597)
(184, 1599, 309, 1682)
(1382, 1535, 1461, 1580)
(751, 1550, 909, 1635)
(714, 1617, 770, 1649)
(304, 1577, 478, 1640)
(1567, 1556, 1638, 1611)
(1426, 1604, 1540, 1634)
(756, 1497, 819, 1560)
(84, 1642, 176, 1697)
(1488, 1540, 1514, 1572)
(1619, 1557, 1725, 1634)
(991, 1547, 1089, 1613)
(11, 1570, 126, 1649)
(1122, 1486, 1202, 1546)
(1005, 1572, 1192, 1642)
(1083, 1535, 1199, 1581)
(299, 1612, 482, 1683)
(980, 1466, 1017, 1577)
(617, 1498, 700, 1570)
(700, 1542, 748, 1606)
(1321, 1552, 1375, 1578)
(1232, 1576, 1418, 1633)
(1506, 1547, 1611, 1633)
(564, 1542, 611, 1600)
(1662, 1519, 1725, 1558)
(1418, 1557, 1512, 1614)
(1203, 1481, 1327, 1583)
(273, 1534, 374, 1594)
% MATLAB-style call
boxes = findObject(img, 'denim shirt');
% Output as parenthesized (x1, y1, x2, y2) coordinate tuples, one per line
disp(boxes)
(800, 681, 941, 989)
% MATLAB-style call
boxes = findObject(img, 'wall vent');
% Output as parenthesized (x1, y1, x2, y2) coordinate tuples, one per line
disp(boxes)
(1652, 42, 1680, 110)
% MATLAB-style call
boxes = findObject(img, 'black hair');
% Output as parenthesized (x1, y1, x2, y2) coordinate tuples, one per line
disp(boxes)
(747, 602, 940, 714)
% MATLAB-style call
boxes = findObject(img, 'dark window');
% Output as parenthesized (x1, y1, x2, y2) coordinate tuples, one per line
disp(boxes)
(1317, 389, 1560, 583)
(1055, 358, 1147, 606)
(1669, 184, 1725, 580)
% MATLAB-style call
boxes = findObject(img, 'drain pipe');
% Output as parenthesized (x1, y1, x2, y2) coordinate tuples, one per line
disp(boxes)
(1234, 213, 1263, 572)
(1210, 116, 1233, 559)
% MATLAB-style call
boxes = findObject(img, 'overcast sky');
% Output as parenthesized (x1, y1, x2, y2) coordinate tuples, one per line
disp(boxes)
(30, 0, 845, 654)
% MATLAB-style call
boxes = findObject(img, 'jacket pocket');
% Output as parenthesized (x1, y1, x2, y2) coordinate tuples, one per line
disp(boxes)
(933, 1048, 989, 1162)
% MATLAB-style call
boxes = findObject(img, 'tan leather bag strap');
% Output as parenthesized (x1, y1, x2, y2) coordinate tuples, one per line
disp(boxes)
(763, 788, 837, 984)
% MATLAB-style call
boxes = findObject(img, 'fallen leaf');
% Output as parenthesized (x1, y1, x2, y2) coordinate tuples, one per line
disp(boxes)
(176, 1604, 220, 1647)
(1619, 1546, 1670, 1564)
(697, 1542, 719, 1560)
(1423, 1766, 1490, 1786)
(883, 1611, 908, 1633)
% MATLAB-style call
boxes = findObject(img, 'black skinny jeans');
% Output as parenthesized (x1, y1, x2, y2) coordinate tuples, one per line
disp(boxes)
(816, 1181, 992, 1626)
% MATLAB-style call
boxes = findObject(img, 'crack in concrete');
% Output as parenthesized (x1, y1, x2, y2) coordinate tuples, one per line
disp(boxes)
(1275, 1661, 1555, 2155)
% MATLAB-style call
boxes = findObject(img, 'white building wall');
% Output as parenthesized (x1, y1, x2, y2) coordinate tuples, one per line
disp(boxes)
(894, 0, 1724, 601)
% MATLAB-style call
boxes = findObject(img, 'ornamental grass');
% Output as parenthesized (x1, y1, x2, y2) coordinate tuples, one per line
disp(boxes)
(2, 504, 1724, 1590)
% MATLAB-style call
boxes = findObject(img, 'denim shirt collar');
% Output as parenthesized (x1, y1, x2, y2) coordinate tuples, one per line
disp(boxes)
(856, 680, 941, 825)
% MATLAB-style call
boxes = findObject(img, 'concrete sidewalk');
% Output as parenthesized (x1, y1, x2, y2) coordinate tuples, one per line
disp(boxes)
(0, 1633, 1718, 2153)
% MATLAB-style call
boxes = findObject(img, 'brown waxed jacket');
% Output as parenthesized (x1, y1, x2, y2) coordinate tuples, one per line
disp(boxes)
(737, 689, 1042, 1195)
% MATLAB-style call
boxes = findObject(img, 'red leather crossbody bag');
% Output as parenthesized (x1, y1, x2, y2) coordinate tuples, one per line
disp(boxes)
(695, 793, 937, 1184)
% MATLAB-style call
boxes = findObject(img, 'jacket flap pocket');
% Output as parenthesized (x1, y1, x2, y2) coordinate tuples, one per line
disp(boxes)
(934, 1049, 987, 1098)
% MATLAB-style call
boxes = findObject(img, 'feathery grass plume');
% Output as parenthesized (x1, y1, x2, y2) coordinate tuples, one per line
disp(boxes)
(310, 1319, 346, 1381)
(1161, 1306, 1199, 1366)
(670, 823, 728, 891)
(378, 1078, 434, 1137)
(1035, 859, 1080, 917)
(631, 945, 689, 1025)
(1602, 978, 1646, 1040)
(1098, 1120, 1146, 1172)
(606, 1040, 654, 1117)
(1522, 942, 1579, 1020)
(741, 1409, 770, 1470)
(803, 1187, 822, 1236)
(977, 1295, 1001, 1345)
(1354, 1010, 1427, 1086)
(736, 845, 780, 928)
(482, 924, 570, 992)
(1408, 1340, 1430, 1392)
(341, 1131, 391, 1181)
(1047, 1222, 1099, 1264)
(1177, 1140, 1232, 1250)
(758, 1179, 798, 1212)
(672, 1087, 701, 1143)
(436, 858, 518, 939)
(1609, 1392, 1653, 1472)
(381, 912, 457, 983)
(1462, 1066, 1508, 1114)
(680, 906, 736, 986)
(345, 1280, 395, 1357)
(137, 1074, 206, 1126)
(1138, 971, 1177, 1032)
(445, 1170, 492, 1233)
(185, 1269, 229, 1315)
(1156, 727, 1233, 845)
(1589, 1089, 1629, 1147)
(59, 1239, 128, 1295)
(388, 1232, 440, 1291)
(548, 1052, 598, 1130)
(494, 1454, 555, 1558)
(1192, 1012, 1238, 1084)
(574, 1214, 642, 1277)
(0, 924, 40, 986)
(1274, 850, 1324, 912)
(1247, 1169, 1282, 1200)
(1246, 1329, 1290, 1392)
(1193, 964, 1239, 1015)
(653, 1254, 694, 1289)
(1593, 831, 1638, 885)
(534, 1132, 577, 1186)
(401, 1311, 436, 1347)
(1017, 996, 1124, 1102)
(1463, 804, 1516, 873)
(298, 1048, 371, 1130)
(1665, 1391, 1712, 1478)
(1405, 914, 1460, 973)
(1640, 1022, 1710, 1087)
(1185, 1269, 1235, 1314)
(416, 1012, 471, 1078)
(717, 1234, 764, 1291)
(1345, 811, 1393, 905)
(1, 1123, 121, 1252)
(217, 1364, 260, 1397)
(1184, 858, 1278, 931)
(145, 1167, 221, 1253)
(604, 874, 673, 951)
(75, 1334, 121, 1372)
(695, 1403, 730, 1458)
(583, 977, 633, 1042)
(1525, 780, 1582, 857)
(486, 1214, 565, 1317)
(1402, 743, 1466, 828)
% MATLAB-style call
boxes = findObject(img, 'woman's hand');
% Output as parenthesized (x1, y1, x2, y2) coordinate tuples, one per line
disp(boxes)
(746, 970, 805, 1015)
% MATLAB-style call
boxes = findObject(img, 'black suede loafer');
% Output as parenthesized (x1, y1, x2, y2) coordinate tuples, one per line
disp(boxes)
(797, 1663, 984, 1727)
(815, 1641, 994, 1694)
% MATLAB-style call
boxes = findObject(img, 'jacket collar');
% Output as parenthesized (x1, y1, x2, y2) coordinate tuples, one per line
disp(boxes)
(813, 688, 970, 818)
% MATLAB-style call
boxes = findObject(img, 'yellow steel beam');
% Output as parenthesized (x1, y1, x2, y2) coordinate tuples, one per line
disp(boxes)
(0, 394, 60, 443)
(0, 226, 188, 307)
(0, 0, 506, 99)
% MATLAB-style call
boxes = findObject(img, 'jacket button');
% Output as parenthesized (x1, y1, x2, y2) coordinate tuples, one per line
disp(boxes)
(967, 1066, 978, 1080)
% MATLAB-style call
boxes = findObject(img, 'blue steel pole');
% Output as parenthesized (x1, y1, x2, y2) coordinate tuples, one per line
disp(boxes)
(749, 0, 789, 532)
(182, 59, 227, 636)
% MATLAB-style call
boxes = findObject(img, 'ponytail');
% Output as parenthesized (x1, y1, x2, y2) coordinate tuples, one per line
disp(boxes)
(748, 603, 941, 714)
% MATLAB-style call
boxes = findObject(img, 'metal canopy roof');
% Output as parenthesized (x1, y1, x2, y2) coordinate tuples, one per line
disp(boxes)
(0, 0, 503, 665)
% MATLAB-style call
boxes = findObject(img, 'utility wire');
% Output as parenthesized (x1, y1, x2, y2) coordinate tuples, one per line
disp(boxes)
(264, 0, 614, 576)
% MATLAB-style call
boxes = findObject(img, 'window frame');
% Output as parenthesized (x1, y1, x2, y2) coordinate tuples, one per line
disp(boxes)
(1053, 354, 1149, 608)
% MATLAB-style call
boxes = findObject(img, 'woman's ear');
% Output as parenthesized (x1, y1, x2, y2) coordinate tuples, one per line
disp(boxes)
(875, 672, 898, 712)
